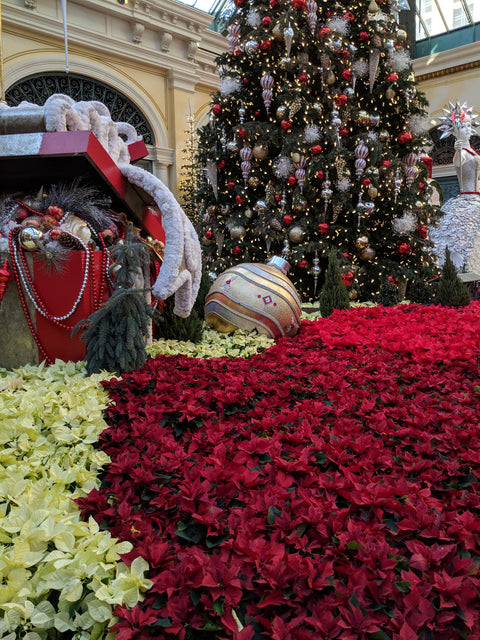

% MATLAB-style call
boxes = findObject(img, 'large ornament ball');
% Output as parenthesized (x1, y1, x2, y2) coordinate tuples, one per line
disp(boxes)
(254, 200, 268, 212)
(276, 105, 288, 119)
(230, 225, 246, 240)
(244, 208, 254, 219)
(357, 110, 370, 126)
(288, 225, 305, 243)
(355, 235, 370, 249)
(397, 28, 407, 41)
(19, 226, 43, 251)
(359, 246, 376, 261)
(312, 102, 323, 115)
(253, 144, 269, 160)
(204, 262, 302, 339)
(245, 40, 259, 55)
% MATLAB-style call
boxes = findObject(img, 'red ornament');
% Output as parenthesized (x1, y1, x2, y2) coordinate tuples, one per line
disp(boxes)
(0, 259, 13, 303)
(325, 10, 332, 17)
(243, 77, 249, 84)
(362, 178, 371, 186)
(318, 222, 329, 235)
(359, 31, 369, 41)
(398, 131, 413, 144)
(335, 94, 348, 106)
(298, 259, 307, 268)
(340, 49, 350, 60)
(316, 170, 324, 179)
(274, 194, 281, 202)
(283, 214, 293, 226)
(42, 214, 60, 228)
(339, 127, 349, 137)
(381, 159, 391, 168)
(291, 0, 306, 9)
(44, 204, 64, 221)
(416, 224, 427, 239)
(386, 73, 399, 82)
(49, 228, 61, 241)
(261, 40, 272, 51)
(100, 228, 114, 244)
(255, 111, 261, 118)
(212, 103, 222, 116)
(262, 16, 271, 26)
(238, 128, 246, 139)
(281, 120, 292, 131)
(218, 159, 225, 169)
(341, 271, 354, 286)
(311, 144, 322, 155)
(341, 69, 353, 81)
(228, 181, 235, 190)
(288, 176, 297, 186)
(419, 181, 425, 193)
(343, 11, 355, 21)
(398, 242, 411, 255)
(234, 49, 242, 56)
(319, 27, 331, 38)
(388, 275, 398, 285)
(232, 245, 243, 256)
(270, 0, 279, 6)
(299, 72, 307, 84)
(205, 229, 214, 240)
(15, 206, 30, 222)
(236, 195, 245, 205)
(343, 252, 351, 260)
(234, 0, 246, 7)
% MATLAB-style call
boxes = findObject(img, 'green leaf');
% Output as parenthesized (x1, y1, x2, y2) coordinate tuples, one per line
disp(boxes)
(213, 598, 224, 615)
(349, 592, 361, 608)
(267, 505, 282, 525)
(395, 580, 411, 593)
(346, 540, 364, 551)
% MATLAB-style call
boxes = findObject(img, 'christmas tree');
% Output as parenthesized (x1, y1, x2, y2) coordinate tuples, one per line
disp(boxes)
(195, 0, 442, 302)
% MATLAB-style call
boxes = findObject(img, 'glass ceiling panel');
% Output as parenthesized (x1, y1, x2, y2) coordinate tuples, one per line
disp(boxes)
(416, 0, 478, 38)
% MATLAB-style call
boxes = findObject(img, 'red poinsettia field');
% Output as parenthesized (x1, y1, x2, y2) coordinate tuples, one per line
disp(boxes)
(78, 302, 480, 640)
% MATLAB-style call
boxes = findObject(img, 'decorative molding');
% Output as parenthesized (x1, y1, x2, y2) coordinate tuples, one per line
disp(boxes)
(415, 59, 480, 83)
(186, 40, 198, 61)
(160, 31, 173, 53)
(24, 0, 37, 8)
(413, 41, 480, 80)
(132, 22, 145, 44)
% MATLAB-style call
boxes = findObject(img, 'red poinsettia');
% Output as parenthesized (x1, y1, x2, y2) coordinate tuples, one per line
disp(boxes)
(79, 302, 480, 640)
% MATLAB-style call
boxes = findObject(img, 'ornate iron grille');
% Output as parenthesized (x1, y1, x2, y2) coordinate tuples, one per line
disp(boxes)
(429, 127, 480, 166)
(5, 72, 155, 145)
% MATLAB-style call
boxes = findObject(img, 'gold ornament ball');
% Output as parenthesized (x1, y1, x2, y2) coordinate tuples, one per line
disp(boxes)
(244, 208, 253, 219)
(415, 200, 425, 210)
(276, 105, 288, 119)
(386, 87, 396, 100)
(397, 28, 407, 41)
(230, 225, 246, 240)
(253, 144, 269, 160)
(368, 186, 378, 199)
(288, 225, 305, 243)
(359, 246, 376, 261)
(357, 110, 370, 126)
(272, 23, 283, 40)
(326, 71, 336, 85)
(378, 130, 389, 142)
(249, 176, 260, 188)
(355, 235, 370, 249)
(312, 102, 323, 115)
(204, 262, 302, 339)
(349, 288, 358, 300)
(291, 152, 301, 164)
(19, 226, 43, 251)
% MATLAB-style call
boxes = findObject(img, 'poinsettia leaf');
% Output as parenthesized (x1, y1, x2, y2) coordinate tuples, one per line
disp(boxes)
(367, 631, 391, 640)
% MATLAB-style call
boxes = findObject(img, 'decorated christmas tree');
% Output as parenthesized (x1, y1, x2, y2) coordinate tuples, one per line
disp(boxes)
(195, 0, 442, 301)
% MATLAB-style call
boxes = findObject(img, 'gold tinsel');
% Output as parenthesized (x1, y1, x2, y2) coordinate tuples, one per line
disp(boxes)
(289, 98, 302, 120)
(332, 203, 342, 223)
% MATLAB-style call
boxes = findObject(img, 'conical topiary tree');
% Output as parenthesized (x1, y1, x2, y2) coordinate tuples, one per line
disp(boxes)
(74, 226, 157, 375)
(436, 246, 471, 308)
(319, 248, 350, 317)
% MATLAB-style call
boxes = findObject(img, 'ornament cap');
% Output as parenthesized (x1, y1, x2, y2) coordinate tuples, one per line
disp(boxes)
(268, 255, 291, 275)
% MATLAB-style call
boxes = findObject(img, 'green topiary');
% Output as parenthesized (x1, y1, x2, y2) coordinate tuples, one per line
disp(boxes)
(408, 280, 434, 305)
(436, 247, 471, 308)
(74, 227, 156, 375)
(378, 282, 399, 307)
(319, 249, 350, 317)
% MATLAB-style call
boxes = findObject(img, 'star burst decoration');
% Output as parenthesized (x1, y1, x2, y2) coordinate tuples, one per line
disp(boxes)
(437, 101, 480, 139)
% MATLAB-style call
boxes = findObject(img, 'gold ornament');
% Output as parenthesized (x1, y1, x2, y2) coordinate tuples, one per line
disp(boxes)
(415, 200, 425, 210)
(289, 98, 303, 119)
(368, 0, 379, 13)
(253, 144, 269, 160)
(386, 87, 396, 100)
(335, 157, 346, 179)
(368, 186, 378, 199)
(355, 235, 370, 249)
(397, 28, 407, 42)
(244, 208, 253, 219)
(276, 105, 288, 119)
(272, 23, 283, 40)
(357, 110, 370, 126)
(270, 218, 282, 231)
(288, 225, 305, 243)
(332, 202, 342, 223)
(204, 261, 302, 339)
(19, 226, 43, 251)
(378, 130, 389, 142)
(230, 225, 246, 240)
(312, 102, 323, 115)
(326, 70, 336, 85)
(265, 183, 276, 204)
(291, 152, 301, 164)
(359, 246, 376, 261)
(249, 176, 260, 188)
(349, 288, 358, 300)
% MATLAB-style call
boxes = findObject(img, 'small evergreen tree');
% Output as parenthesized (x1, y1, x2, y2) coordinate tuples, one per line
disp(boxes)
(436, 247, 471, 308)
(319, 249, 350, 318)
(74, 227, 156, 375)
(408, 279, 433, 305)
(378, 282, 399, 307)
